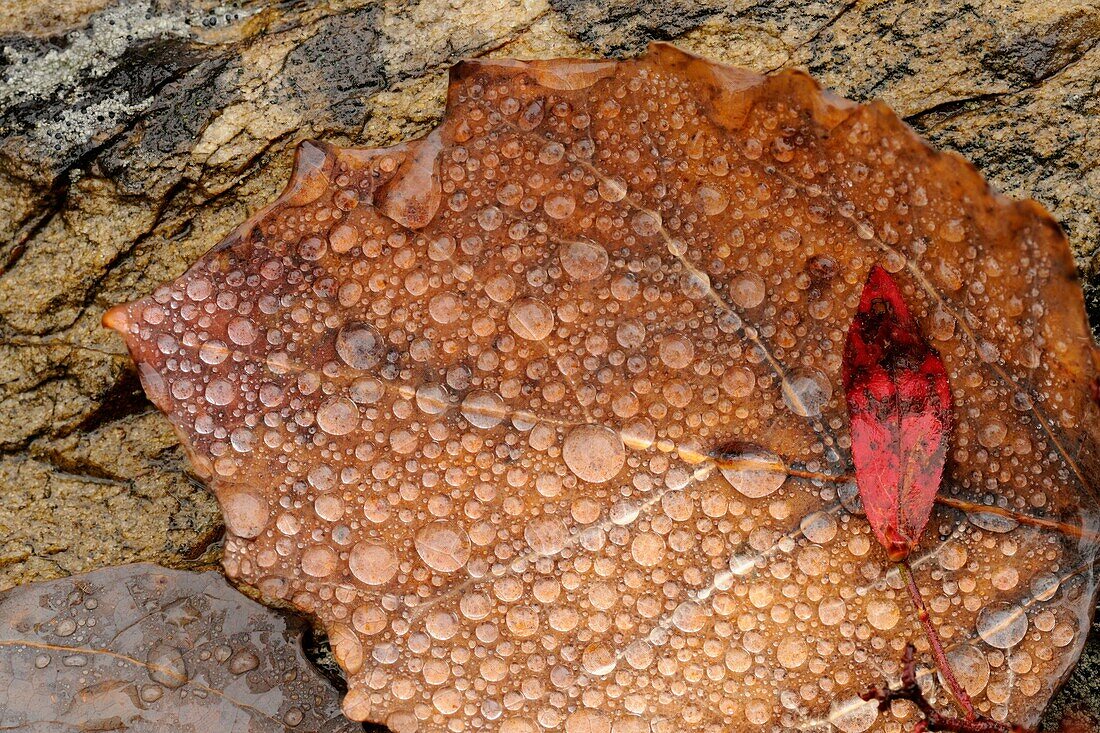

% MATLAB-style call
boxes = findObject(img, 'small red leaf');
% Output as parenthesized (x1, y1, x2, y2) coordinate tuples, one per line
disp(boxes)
(843, 265, 953, 561)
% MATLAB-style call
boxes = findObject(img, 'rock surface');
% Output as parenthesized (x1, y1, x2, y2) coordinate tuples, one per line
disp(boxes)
(0, 563, 358, 732)
(0, 0, 1096, 727)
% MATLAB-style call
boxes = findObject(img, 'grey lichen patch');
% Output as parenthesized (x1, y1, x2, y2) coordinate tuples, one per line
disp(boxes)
(0, 1, 187, 109)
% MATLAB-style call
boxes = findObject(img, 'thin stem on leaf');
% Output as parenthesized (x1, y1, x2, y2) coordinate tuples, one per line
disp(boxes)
(862, 644, 1031, 732)
(785, 466, 1100, 544)
(898, 560, 976, 720)
(932, 495, 1100, 543)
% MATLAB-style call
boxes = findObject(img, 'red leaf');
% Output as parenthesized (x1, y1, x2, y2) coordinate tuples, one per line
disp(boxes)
(843, 265, 954, 561)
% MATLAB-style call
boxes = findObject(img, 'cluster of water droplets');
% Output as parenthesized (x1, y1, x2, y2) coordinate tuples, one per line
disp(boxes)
(110, 46, 1098, 732)
(0, 566, 355, 731)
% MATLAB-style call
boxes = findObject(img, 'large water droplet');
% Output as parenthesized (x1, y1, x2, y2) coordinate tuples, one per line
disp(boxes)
(336, 323, 384, 370)
(146, 643, 188, 689)
(945, 643, 990, 696)
(317, 397, 360, 435)
(524, 516, 569, 556)
(829, 696, 879, 733)
(582, 642, 618, 675)
(415, 521, 471, 573)
(222, 491, 268, 538)
(350, 542, 399, 585)
(730, 273, 765, 308)
(782, 369, 832, 417)
(461, 390, 506, 429)
(716, 443, 787, 498)
(563, 425, 626, 483)
(507, 297, 554, 341)
(559, 240, 609, 281)
(301, 545, 338, 577)
(976, 602, 1028, 648)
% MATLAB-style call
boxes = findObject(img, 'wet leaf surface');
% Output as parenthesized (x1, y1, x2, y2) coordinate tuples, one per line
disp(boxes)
(106, 44, 1100, 732)
(0, 563, 358, 733)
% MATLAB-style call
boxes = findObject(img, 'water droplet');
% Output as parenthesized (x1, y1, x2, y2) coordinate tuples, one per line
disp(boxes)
(671, 601, 707, 632)
(631, 211, 661, 237)
(563, 425, 626, 483)
(565, 709, 610, 733)
(415, 521, 471, 573)
(976, 602, 1028, 648)
(559, 240, 609, 281)
(227, 317, 257, 346)
(228, 649, 260, 675)
(205, 379, 235, 406)
(524, 516, 569, 556)
(698, 185, 728, 215)
(477, 205, 503, 231)
(783, 369, 832, 417)
(800, 511, 837, 544)
(461, 390, 506, 429)
(978, 420, 1007, 448)
(597, 176, 627, 202)
(717, 444, 787, 498)
(659, 334, 694, 369)
(829, 696, 879, 733)
(730, 273, 765, 308)
(336, 323, 383, 370)
(968, 511, 1019, 533)
(350, 542, 398, 585)
(429, 292, 463, 324)
(317, 397, 360, 435)
(146, 643, 188, 688)
(544, 194, 576, 219)
(301, 545, 338, 577)
(507, 297, 554, 340)
(776, 636, 807, 669)
(630, 532, 665, 567)
(329, 223, 359, 253)
(582, 642, 618, 675)
(865, 598, 900, 630)
(222, 491, 269, 538)
(945, 644, 990, 696)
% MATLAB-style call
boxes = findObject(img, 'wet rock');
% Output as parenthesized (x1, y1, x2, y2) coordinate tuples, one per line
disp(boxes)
(0, 563, 358, 732)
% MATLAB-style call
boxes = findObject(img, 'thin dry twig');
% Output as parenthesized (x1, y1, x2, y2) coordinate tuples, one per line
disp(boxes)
(861, 644, 1032, 733)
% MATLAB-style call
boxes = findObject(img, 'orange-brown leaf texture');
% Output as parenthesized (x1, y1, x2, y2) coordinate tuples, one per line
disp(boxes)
(105, 44, 1100, 732)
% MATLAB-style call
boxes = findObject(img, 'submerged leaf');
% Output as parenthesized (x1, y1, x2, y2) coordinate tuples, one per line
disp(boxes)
(105, 43, 1100, 731)
(0, 564, 357, 733)
(843, 265, 953, 561)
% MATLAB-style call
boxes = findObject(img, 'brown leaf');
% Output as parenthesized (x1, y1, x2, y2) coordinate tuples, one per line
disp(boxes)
(0, 563, 358, 733)
(105, 43, 1100, 731)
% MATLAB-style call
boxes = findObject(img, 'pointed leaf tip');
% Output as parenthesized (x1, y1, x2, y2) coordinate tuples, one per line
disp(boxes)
(843, 266, 953, 561)
(102, 304, 130, 333)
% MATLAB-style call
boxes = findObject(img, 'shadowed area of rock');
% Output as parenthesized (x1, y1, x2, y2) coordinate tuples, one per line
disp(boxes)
(0, 562, 360, 732)
(106, 44, 1100, 732)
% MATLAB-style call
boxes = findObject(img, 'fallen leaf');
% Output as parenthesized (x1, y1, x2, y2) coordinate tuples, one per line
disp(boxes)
(105, 43, 1100, 731)
(0, 563, 358, 733)
(843, 265, 953, 561)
